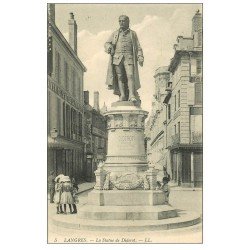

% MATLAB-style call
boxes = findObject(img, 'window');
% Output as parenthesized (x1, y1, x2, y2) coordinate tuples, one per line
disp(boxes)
(78, 77, 81, 101)
(72, 70, 76, 97)
(57, 98, 61, 134)
(198, 31, 202, 46)
(79, 113, 82, 138)
(47, 36, 53, 75)
(197, 59, 202, 75)
(48, 91, 50, 132)
(195, 83, 203, 105)
(63, 102, 65, 136)
(56, 52, 61, 84)
(101, 138, 105, 148)
(55, 51, 58, 79)
(178, 90, 180, 108)
(66, 105, 71, 138)
(174, 125, 176, 134)
(168, 104, 171, 120)
(174, 95, 176, 111)
(64, 61, 69, 91)
(178, 122, 180, 135)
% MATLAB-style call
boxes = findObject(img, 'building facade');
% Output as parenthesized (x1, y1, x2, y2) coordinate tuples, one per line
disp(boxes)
(146, 11, 203, 187)
(164, 10, 203, 187)
(145, 67, 170, 180)
(83, 91, 108, 181)
(47, 4, 87, 181)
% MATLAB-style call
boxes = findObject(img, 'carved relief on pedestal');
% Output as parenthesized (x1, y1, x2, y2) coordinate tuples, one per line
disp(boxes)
(140, 115, 146, 128)
(103, 172, 110, 190)
(107, 115, 114, 129)
(110, 173, 143, 190)
(129, 114, 138, 128)
(114, 114, 123, 128)
(143, 174, 150, 190)
(98, 170, 158, 190)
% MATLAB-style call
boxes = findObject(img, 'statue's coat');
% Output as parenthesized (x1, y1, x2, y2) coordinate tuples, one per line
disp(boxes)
(104, 29, 144, 96)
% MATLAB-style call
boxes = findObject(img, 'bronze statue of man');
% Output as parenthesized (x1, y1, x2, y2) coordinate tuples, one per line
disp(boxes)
(105, 15, 144, 103)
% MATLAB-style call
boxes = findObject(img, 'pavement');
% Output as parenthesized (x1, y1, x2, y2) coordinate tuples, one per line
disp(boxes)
(47, 182, 202, 243)
(169, 182, 202, 192)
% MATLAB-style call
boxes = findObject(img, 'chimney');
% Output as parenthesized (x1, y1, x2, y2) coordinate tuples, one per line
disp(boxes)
(84, 91, 89, 105)
(47, 3, 55, 23)
(68, 12, 77, 54)
(94, 91, 100, 111)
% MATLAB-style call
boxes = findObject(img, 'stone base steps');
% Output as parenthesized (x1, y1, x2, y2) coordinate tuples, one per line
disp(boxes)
(52, 210, 201, 232)
(78, 204, 178, 220)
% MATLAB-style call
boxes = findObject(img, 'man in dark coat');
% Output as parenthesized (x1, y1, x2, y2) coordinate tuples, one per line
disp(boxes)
(48, 171, 55, 203)
(104, 15, 144, 103)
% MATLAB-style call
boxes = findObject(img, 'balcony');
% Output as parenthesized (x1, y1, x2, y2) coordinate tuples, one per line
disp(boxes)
(172, 133, 180, 145)
(191, 132, 202, 144)
(190, 75, 203, 83)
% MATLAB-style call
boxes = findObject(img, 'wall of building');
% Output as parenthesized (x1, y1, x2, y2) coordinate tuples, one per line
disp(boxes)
(164, 11, 203, 187)
(47, 7, 87, 182)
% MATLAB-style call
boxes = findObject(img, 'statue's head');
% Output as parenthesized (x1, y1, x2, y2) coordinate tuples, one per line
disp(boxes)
(119, 15, 130, 30)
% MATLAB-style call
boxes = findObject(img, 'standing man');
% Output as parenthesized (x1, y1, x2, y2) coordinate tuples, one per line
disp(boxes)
(105, 15, 144, 103)
(48, 170, 55, 203)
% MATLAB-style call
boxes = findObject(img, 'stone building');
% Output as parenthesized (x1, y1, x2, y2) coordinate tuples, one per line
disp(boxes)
(164, 10, 203, 187)
(83, 91, 108, 181)
(145, 67, 170, 180)
(47, 4, 87, 181)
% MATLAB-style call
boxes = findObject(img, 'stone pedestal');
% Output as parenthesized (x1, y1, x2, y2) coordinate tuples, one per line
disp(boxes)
(84, 102, 162, 208)
(104, 101, 148, 174)
(52, 102, 201, 232)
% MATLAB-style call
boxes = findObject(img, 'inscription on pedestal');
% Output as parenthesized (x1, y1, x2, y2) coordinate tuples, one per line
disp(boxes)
(117, 135, 135, 151)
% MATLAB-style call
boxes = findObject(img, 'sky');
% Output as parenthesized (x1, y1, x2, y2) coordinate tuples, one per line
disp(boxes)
(55, 3, 202, 113)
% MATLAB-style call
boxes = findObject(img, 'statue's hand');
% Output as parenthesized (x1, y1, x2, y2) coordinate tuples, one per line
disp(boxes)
(139, 60, 143, 67)
(108, 46, 115, 56)
(110, 46, 115, 56)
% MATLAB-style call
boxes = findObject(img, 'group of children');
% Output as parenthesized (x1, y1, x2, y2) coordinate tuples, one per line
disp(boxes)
(53, 174, 78, 214)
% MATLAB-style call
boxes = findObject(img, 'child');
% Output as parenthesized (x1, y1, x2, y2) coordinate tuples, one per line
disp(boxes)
(53, 174, 64, 214)
(161, 177, 170, 204)
(71, 186, 78, 214)
(60, 176, 75, 214)
(70, 175, 79, 192)
(156, 181, 162, 190)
